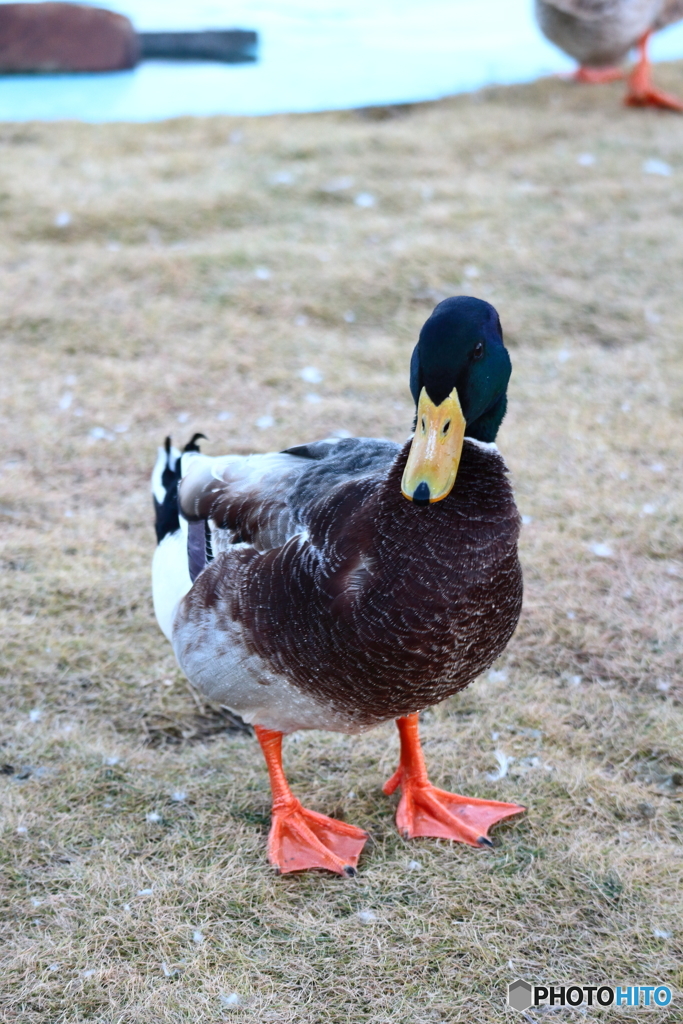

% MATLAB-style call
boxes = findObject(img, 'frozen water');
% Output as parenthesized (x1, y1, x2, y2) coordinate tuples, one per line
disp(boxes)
(4, 1, 682, 121)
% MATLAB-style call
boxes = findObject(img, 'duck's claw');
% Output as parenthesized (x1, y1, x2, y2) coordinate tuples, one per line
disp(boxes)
(389, 776, 525, 847)
(267, 798, 368, 876)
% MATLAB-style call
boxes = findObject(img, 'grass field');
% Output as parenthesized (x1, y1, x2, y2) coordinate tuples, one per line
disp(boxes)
(1, 66, 682, 1023)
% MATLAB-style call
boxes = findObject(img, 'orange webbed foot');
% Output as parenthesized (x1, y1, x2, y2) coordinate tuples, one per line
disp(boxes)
(625, 84, 683, 111)
(268, 797, 368, 876)
(624, 31, 683, 111)
(573, 66, 624, 84)
(384, 770, 524, 847)
(384, 714, 525, 848)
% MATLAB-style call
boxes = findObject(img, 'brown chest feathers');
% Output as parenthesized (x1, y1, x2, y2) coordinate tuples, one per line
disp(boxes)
(187, 440, 522, 726)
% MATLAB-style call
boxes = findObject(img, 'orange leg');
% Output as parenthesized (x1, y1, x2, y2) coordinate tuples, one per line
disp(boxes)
(254, 726, 368, 876)
(572, 66, 624, 84)
(383, 714, 525, 847)
(625, 31, 683, 111)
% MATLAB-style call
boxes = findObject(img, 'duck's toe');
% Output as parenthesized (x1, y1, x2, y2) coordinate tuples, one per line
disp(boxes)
(625, 85, 683, 111)
(393, 781, 525, 847)
(267, 799, 368, 876)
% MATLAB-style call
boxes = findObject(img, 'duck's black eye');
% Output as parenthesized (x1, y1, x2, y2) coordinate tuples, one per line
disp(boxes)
(473, 342, 484, 361)
(442, 420, 451, 435)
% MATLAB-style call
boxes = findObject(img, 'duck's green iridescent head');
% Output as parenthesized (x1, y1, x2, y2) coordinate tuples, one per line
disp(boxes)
(402, 296, 511, 505)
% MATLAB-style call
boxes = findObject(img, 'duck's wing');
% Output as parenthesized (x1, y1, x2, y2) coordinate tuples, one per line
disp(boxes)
(655, 0, 683, 28)
(178, 437, 400, 565)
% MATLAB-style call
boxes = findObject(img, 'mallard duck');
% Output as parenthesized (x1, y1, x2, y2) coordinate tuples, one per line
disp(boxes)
(151, 297, 525, 875)
(535, 0, 683, 109)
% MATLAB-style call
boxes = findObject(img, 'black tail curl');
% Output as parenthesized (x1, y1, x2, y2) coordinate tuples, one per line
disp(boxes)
(154, 432, 210, 557)
(154, 436, 181, 543)
(153, 434, 207, 543)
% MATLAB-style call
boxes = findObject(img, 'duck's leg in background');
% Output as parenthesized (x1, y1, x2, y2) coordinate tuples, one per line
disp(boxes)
(572, 66, 623, 83)
(625, 31, 683, 110)
(254, 726, 368, 876)
(383, 714, 524, 847)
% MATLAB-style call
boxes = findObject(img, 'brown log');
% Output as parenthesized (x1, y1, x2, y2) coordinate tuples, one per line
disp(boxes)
(0, 2, 139, 72)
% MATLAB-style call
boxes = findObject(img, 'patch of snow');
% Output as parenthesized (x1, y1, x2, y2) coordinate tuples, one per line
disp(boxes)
(220, 992, 241, 1007)
(300, 366, 323, 384)
(270, 170, 294, 185)
(643, 159, 672, 177)
(589, 542, 613, 558)
(487, 669, 508, 684)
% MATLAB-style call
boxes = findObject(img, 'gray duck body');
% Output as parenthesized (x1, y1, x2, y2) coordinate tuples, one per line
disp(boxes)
(535, 0, 683, 66)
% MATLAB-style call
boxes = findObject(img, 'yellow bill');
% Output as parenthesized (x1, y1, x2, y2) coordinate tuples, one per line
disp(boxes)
(401, 386, 466, 504)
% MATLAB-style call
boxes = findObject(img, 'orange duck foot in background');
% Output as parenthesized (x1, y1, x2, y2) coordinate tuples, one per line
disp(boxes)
(255, 726, 368, 876)
(573, 66, 624, 84)
(625, 32, 683, 111)
(383, 714, 525, 846)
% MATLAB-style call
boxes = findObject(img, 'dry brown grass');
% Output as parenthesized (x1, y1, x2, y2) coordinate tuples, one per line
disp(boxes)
(1, 67, 682, 1023)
